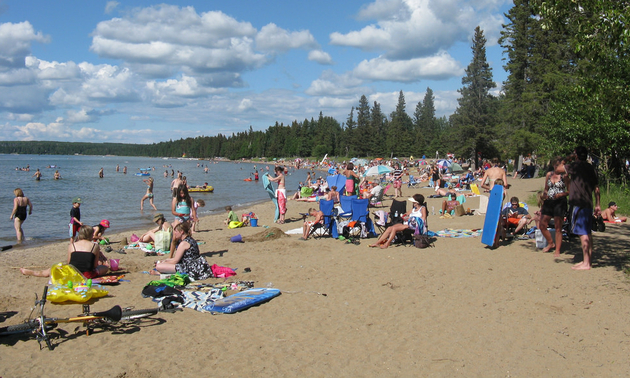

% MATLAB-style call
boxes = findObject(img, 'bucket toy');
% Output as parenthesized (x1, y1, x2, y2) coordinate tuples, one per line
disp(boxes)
(110, 258, 120, 271)
(230, 234, 243, 243)
(250, 218, 258, 227)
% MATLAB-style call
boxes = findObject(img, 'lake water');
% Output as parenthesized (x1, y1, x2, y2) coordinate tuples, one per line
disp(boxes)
(0, 154, 306, 247)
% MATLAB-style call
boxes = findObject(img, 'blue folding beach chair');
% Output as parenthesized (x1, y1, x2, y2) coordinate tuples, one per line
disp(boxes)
(338, 195, 354, 222)
(310, 199, 336, 239)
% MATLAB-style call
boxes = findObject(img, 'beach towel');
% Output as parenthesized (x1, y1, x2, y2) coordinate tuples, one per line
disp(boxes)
(276, 189, 287, 215)
(211, 264, 237, 278)
(181, 289, 224, 312)
(435, 229, 483, 238)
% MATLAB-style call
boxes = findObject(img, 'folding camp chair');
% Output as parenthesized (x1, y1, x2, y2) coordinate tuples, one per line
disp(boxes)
(407, 175, 421, 189)
(338, 195, 354, 222)
(369, 186, 385, 208)
(310, 199, 336, 239)
(345, 198, 370, 244)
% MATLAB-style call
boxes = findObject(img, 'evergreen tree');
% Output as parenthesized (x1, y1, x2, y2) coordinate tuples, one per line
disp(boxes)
(450, 26, 498, 166)
(370, 101, 386, 157)
(355, 95, 371, 157)
(414, 87, 436, 156)
(386, 91, 413, 158)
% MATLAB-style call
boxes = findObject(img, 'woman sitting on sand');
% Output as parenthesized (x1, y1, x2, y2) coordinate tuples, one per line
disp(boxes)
(139, 213, 172, 248)
(369, 194, 428, 249)
(20, 225, 109, 278)
(153, 222, 212, 280)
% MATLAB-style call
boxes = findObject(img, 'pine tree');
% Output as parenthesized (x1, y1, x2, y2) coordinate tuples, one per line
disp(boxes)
(355, 95, 371, 157)
(450, 26, 498, 166)
(386, 91, 413, 158)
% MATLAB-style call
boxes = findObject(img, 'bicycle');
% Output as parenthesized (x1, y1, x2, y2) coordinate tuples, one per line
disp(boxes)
(0, 286, 169, 350)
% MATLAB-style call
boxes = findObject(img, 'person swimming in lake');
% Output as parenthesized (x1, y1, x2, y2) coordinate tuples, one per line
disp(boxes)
(54, 170, 61, 180)
(32, 169, 42, 181)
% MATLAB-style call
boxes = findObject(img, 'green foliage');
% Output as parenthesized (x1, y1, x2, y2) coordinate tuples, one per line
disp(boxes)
(450, 26, 498, 163)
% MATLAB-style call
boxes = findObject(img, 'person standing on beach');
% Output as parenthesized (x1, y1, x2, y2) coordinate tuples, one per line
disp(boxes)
(32, 169, 42, 181)
(268, 166, 287, 223)
(566, 146, 600, 270)
(69, 197, 83, 242)
(10, 188, 32, 242)
(481, 158, 508, 192)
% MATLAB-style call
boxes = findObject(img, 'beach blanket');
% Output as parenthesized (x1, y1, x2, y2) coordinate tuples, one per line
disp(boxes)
(181, 289, 224, 312)
(434, 228, 483, 238)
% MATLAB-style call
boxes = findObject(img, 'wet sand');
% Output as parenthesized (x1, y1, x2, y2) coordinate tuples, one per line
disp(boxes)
(1, 176, 630, 377)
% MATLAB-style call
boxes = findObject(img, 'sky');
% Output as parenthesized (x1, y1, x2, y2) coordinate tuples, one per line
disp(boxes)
(0, 0, 513, 144)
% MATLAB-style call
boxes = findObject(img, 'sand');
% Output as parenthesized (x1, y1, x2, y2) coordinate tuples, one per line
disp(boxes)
(2, 177, 630, 377)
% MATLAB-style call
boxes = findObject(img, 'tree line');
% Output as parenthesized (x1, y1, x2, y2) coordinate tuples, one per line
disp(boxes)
(1, 1, 627, 181)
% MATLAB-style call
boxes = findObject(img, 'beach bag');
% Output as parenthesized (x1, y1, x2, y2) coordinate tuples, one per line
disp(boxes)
(154, 229, 172, 251)
(413, 234, 432, 248)
(455, 204, 466, 217)
(592, 215, 605, 232)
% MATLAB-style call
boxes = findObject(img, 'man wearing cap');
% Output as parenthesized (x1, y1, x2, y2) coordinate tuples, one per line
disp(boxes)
(601, 202, 627, 223)
(566, 146, 600, 270)
(69, 197, 83, 242)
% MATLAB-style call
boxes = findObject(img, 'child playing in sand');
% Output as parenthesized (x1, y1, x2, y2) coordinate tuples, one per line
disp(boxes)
(224, 206, 239, 225)
(193, 199, 205, 232)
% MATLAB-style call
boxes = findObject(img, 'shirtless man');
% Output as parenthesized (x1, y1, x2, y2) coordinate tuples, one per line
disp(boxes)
(601, 202, 627, 223)
(171, 172, 183, 198)
(268, 166, 286, 223)
(32, 169, 42, 181)
(481, 158, 508, 192)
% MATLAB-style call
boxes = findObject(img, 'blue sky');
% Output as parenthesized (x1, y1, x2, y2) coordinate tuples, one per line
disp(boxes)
(0, 0, 512, 143)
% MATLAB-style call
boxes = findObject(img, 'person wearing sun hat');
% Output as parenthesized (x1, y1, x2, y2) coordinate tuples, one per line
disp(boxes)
(139, 213, 173, 251)
(93, 219, 110, 243)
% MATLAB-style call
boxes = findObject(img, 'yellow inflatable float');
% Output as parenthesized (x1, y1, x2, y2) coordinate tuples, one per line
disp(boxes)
(46, 263, 109, 303)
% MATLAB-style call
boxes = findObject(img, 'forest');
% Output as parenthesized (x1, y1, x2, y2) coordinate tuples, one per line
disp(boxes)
(0, 1, 627, 181)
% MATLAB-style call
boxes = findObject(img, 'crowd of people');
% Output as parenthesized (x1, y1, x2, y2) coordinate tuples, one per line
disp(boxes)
(10, 145, 619, 277)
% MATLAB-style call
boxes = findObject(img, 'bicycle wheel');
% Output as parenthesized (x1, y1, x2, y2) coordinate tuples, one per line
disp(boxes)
(0, 320, 37, 336)
(120, 308, 158, 321)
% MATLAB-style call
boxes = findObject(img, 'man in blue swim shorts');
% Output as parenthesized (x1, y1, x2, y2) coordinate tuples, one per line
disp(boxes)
(566, 146, 600, 270)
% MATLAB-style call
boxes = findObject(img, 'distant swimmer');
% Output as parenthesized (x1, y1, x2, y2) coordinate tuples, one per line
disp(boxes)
(32, 169, 42, 181)
(98, 167, 104, 178)
(123, 166, 127, 174)
(116, 164, 120, 172)
(54, 170, 61, 180)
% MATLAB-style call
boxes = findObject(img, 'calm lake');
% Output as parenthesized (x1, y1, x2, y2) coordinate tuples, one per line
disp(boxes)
(1, 154, 306, 248)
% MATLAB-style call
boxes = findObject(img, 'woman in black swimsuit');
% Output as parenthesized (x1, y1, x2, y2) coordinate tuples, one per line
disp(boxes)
(10, 188, 32, 242)
(20, 225, 109, 278)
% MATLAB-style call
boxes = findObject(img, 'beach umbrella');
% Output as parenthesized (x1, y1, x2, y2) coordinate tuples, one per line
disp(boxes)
(436, 159, 451, 168)
(363, 165, 393, 177)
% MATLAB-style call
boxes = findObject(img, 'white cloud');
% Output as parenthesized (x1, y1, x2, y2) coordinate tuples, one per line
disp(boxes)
(7, 113, 35, 122)
(308, 50, 333, 65)
(0, 21, 49, 68)
(305, 70, 365, 96)
(330, 0, 506, 59)
(255, 23, 318, 53)
(90, 5, 268, 77)
(105, 1, 119, 15)
(353, 52, 464, 82)
(238, 98, 253, 111)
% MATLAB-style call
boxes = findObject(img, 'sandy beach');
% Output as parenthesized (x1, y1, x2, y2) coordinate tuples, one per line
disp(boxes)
(2, 176, 630, 377)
